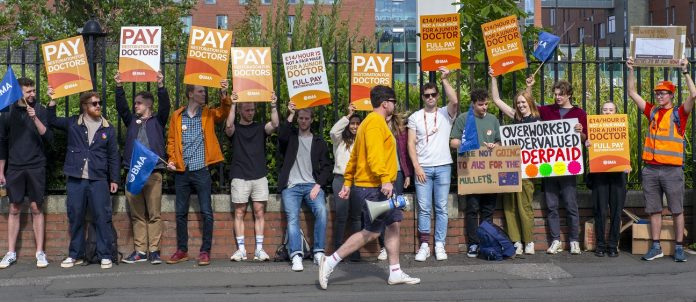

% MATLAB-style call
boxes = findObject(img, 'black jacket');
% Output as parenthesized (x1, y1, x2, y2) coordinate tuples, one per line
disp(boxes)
(276, 120, 332, 190)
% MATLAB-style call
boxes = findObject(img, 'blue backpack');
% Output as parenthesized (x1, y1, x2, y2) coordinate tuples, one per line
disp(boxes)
(476, 220, 516, 261)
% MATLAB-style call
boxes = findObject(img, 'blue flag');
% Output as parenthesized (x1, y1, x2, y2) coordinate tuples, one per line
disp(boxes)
(458, 108, 480, 154)
(0, 67, 24, 112)
(126, 141, 159, 195)
(533, 32, 561, 63)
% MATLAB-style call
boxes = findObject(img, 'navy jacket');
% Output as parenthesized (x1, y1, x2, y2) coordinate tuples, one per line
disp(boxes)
(47, 107, 120, 182)
(277, 120, 332, 190)
(115, 86, 170, 168)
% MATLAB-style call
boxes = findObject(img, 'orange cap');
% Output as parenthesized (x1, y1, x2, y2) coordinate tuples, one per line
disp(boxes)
(654, 80, 676, 93)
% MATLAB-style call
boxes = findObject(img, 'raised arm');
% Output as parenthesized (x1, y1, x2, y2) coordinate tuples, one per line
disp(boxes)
(155, 71, 171, 127)
(264, 92, 280, 135)
(488, 67, 515, 119)
(224, 91, 238, 137)
(114, 73, 133, 126)
(626, 57, 647, 112)
(211, 79, 232, 123)
(681, 58, 696, 114)
(286, 100, 296, 123)
(439, 66, 459, 119)
(329, 103, 354, 144)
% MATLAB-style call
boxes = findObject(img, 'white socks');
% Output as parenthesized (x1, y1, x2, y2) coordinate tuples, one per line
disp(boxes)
(326, 253, 342, 269)
(389, 263, 402, 278)
(256, 235, 264, 250)
(236, 236, 245, 251)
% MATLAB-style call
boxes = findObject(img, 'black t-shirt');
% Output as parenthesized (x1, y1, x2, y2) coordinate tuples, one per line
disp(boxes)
(514, 114, 540, 124)
(228, 122, 268, 180)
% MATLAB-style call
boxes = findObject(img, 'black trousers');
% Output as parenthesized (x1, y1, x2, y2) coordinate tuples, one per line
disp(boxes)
(590, 172, 627, 251)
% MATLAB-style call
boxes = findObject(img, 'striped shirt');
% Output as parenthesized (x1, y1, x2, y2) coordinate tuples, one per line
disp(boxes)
(182, 107, 205, 171)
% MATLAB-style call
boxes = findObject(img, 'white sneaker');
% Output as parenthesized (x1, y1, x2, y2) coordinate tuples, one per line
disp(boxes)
(570, 241, 582, 255)
(291, 255, 303, 272)
(514, 242, 523, 255)
(317, 256, 333, 290)
(546, 240, 563, 254)
(313, 252, 325, 265)
(254, 249, 270, 261)
(435, 245, 447, 261)
(524, 242, 535, 255)
(0, 252, 17, 269)
(388, 271, 421, 285)
(101, 259, 112, 269)
(377, 248, 388, 261)
(414, 245, 430, 262)
(230, 249, 247, 261)
(36, 251, 49, 268)
(60, 257, 83, 268)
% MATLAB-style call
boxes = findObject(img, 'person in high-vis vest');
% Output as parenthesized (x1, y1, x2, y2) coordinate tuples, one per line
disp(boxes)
(627, 57, 696, 263)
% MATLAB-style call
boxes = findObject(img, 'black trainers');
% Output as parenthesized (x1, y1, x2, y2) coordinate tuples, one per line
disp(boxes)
(149, 251, 162, 265)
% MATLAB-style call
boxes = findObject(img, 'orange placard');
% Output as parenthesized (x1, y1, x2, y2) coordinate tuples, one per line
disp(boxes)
(420, 13, 461, 71)
(231, 47, 273, 103)
(119, 26, 161, 82)
(184, 26, 233, 88)
(350, 53, 392, 111)
(482, 15, 527, 76)
(42, 36, 93, 99)
(588, 114, 632, 173)
(282, 47, 331, 109)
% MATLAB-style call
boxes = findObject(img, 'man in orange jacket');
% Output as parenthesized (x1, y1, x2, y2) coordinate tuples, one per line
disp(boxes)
(166, 80, 232, 266)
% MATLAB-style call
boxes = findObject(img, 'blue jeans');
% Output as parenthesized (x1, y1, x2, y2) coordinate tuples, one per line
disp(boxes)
(174, 168, 213, 253)
(281, 183, 327, 258)
(66, 177, 113, 260)
(415, 164, 451, 244)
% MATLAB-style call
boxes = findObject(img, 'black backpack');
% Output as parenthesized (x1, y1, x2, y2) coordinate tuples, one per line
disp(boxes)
(274, 228, 312, 262)
(84, 222, 122, 265)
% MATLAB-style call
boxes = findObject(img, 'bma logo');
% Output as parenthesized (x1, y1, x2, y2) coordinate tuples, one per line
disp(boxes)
(538, 40, 548, 49)
(0, 82, 11, 96)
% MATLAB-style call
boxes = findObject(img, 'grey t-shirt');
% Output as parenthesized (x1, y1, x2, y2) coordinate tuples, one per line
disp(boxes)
(288, 135, 316, 186)
(82, 116, 102, 179)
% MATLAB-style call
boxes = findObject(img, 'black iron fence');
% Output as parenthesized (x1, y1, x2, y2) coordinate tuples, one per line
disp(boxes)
(2, 33, 696, 193)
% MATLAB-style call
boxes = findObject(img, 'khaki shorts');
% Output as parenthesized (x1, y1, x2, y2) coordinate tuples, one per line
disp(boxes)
(230, 177, 269, 204)
(642, 164, 684, 214)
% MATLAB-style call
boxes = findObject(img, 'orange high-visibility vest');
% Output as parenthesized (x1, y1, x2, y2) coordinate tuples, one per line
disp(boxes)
(642, 106, 684, 166)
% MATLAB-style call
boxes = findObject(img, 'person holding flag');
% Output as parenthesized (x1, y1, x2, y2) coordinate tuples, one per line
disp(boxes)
(449, 88, 501, 258)
(0, 72, 53, 269)
(114, 71, 170, 265)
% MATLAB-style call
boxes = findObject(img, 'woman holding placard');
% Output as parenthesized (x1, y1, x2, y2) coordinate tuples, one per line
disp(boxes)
(488, 67, 538, 255)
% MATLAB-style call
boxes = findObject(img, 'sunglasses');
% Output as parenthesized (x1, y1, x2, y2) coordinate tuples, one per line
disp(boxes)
(88, 101, 101, 107)
(423, 93, 438, 99)
(654, 91, 671, 97)
(386, 98, 397, 103)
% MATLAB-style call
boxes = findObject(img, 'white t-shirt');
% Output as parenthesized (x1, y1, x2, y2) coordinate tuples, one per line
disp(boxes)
(407, 106, 455, 167)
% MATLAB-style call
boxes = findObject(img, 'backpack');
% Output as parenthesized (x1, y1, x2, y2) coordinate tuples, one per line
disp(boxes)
(274, 228, 312, 262)
(84, 222, 122, 265)
(476, 220, 516, 261)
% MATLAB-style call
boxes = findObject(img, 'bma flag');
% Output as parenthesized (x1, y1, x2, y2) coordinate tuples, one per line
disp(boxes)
(533, 32, 561, 63)
(126, 141, 158, 195)
(0, 68, 24, 112)
(458, 108, 480, 155)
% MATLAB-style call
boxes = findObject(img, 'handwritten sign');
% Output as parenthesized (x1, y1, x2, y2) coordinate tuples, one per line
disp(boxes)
(419, 13, 461, 71)
(501, 119, 584, 179)
(282, 47, 331, 109)
(588, 114, 631, 173)
(42, 36, 93, 99)
(231, 47, 273, 102)
(184, 26, 233, 88)
(630, 26, 686, 67)
(350, 53, 392, 111)
(482, 15, 527, 76)
(119, 26, 161, 82)
(457, 146, 522, 194)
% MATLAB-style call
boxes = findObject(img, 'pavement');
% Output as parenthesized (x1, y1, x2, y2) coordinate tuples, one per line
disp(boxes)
(1, 250, 695, 301)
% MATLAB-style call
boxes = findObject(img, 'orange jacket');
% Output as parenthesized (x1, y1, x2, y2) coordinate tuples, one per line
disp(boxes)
(642, 106, 684, 166)
(166, 96, 231, 172)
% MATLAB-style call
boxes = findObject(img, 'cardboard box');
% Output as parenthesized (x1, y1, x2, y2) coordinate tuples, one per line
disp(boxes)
(631, 219, 688, 255)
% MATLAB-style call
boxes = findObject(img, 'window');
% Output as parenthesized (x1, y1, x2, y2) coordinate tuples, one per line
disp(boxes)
(205, 0, 216, 4)
(262, 0, 271, 4)
(550, 9, 556, 26)
(649, 11, 653, 25)
(288, 15, 295, 34)
(578, 27, 585, 43)
(608, 15, 615, 33)
(217, 15, 228, 29)
(671, 6, 676, 25)
(599, 23, 605, 39)
(181, 15, 192, 34)
(240, 0, 247, 3)
(288, 0, 297, 3)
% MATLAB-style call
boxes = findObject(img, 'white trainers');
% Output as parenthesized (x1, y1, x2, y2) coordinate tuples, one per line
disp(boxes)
(377, 248, 388, 261)
(0, 252, 17, 269)
(435, 245, 447, 261)
(414, 245, 430, 262)
(36, 251, 49, 268)
(313, 252, 325, 265)
(318, 255, 333, 290)
(546, 240, 563, 254)
(60, 257, 83, 268)
(524, 242, 535, 255)
(101, 259, 112, 269)
(254, 249, 270, 261)
(388, 271, 421, 285)
(291, 255, 303, 272)
(514, 242, 523, 255)
(230, 249, 247, 261)
(570, 241, 582, 255)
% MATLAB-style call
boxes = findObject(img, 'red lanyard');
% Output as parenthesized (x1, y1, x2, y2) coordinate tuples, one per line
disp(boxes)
(424, 110, 438, 143)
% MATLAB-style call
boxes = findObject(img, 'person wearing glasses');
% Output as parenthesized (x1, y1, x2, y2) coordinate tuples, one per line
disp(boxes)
(627, 57, 696, 262)
(407, 66, 459, 262)
(47, 90, 120, 269)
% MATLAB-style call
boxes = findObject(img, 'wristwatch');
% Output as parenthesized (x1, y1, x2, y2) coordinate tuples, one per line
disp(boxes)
(683, 70, 690, 75)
